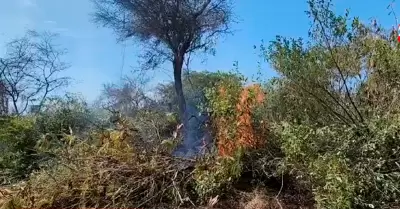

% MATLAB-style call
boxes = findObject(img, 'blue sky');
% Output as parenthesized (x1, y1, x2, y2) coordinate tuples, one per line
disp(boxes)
(0, 0, 397, 102)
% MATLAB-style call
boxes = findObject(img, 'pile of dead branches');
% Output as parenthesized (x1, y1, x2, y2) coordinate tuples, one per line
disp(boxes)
(2, 136, 198, 209)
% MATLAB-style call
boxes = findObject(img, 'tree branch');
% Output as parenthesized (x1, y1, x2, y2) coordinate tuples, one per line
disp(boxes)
(311, 8, 365, 124)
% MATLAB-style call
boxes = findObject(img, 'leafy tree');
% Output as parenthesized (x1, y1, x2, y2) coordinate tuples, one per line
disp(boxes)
(91, 0, 235, 129)
(261, 0, 400, 207)
(263, 0, 400, 126)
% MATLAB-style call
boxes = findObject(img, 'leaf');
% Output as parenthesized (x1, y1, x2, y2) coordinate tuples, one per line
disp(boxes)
(161, 139, 174, 147)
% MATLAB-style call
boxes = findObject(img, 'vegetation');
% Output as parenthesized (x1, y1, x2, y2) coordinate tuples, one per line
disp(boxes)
(1, 0, 400, 208)
(0, 31, 70, 115)
(92, 0, 235, 131)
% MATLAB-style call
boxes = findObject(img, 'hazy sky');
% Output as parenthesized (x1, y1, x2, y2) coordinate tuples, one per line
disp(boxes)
(0, 0, 397, 102)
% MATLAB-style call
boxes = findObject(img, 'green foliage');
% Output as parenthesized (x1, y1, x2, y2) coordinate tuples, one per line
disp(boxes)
(194, 154, 243, 201)
(203, 71, 244, 157)
(4, 1, 400, 209)
(156, 70, 244, 112)
(0, 116, 40, 183)
(0, 95, 99, 184)
(204, 71, 244, 115)
(194, 70, 263, 201)
(277, 123, 355, 208)
(260, 0, 400, 208)
(275, 115, 400, 208)
(351, 116, 400, 207)
(263, 0, 400, 126)
(35, 94, 100, 139)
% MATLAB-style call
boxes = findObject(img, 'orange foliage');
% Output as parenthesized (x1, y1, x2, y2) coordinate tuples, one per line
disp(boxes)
(216, 117, 236, 157)
(218, 86, 227, 97)
(216, 84, 266, 157)
(236, 84, 265, 149)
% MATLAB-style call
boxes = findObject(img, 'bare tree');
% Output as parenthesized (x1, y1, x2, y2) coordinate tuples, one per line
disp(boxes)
(0, 81, 8, 115)
(92, 0, 235, 125)
(97, 75, 155, 117)
(0, 30, 70, 115)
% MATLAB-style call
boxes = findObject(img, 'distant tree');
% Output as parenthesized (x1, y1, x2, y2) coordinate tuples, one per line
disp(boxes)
(0, 30, 70, 115)
(0, 81, 8, 115)
(91, 0, 235, 127)
(97, 75, 155, 117)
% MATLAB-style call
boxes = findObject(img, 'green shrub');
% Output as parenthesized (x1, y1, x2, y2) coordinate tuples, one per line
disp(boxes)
(35, 94, 100, 139)
(0, 116, 41, 183)
(193, 154, 243, 201)
(276, 115, 400, 208)
(194, 70, 267, 201)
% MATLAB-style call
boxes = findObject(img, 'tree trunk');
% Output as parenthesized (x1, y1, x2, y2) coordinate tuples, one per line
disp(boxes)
(173, 53, 186, 123)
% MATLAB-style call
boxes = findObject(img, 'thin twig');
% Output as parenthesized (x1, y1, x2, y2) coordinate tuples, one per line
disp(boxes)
(388, 0, 399, 26)
(274, 172, 284, 209)
(311, 7, 364, 124)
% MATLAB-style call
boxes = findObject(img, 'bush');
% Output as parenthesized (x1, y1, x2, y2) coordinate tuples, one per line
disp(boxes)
(189, 71, 269, 202)
(205, 71, 266, 157)
(276, 115, 400, 208)
(0, 116, 41, 184)
(35, 94, 101, 139)
(193, 154, 243, 201)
